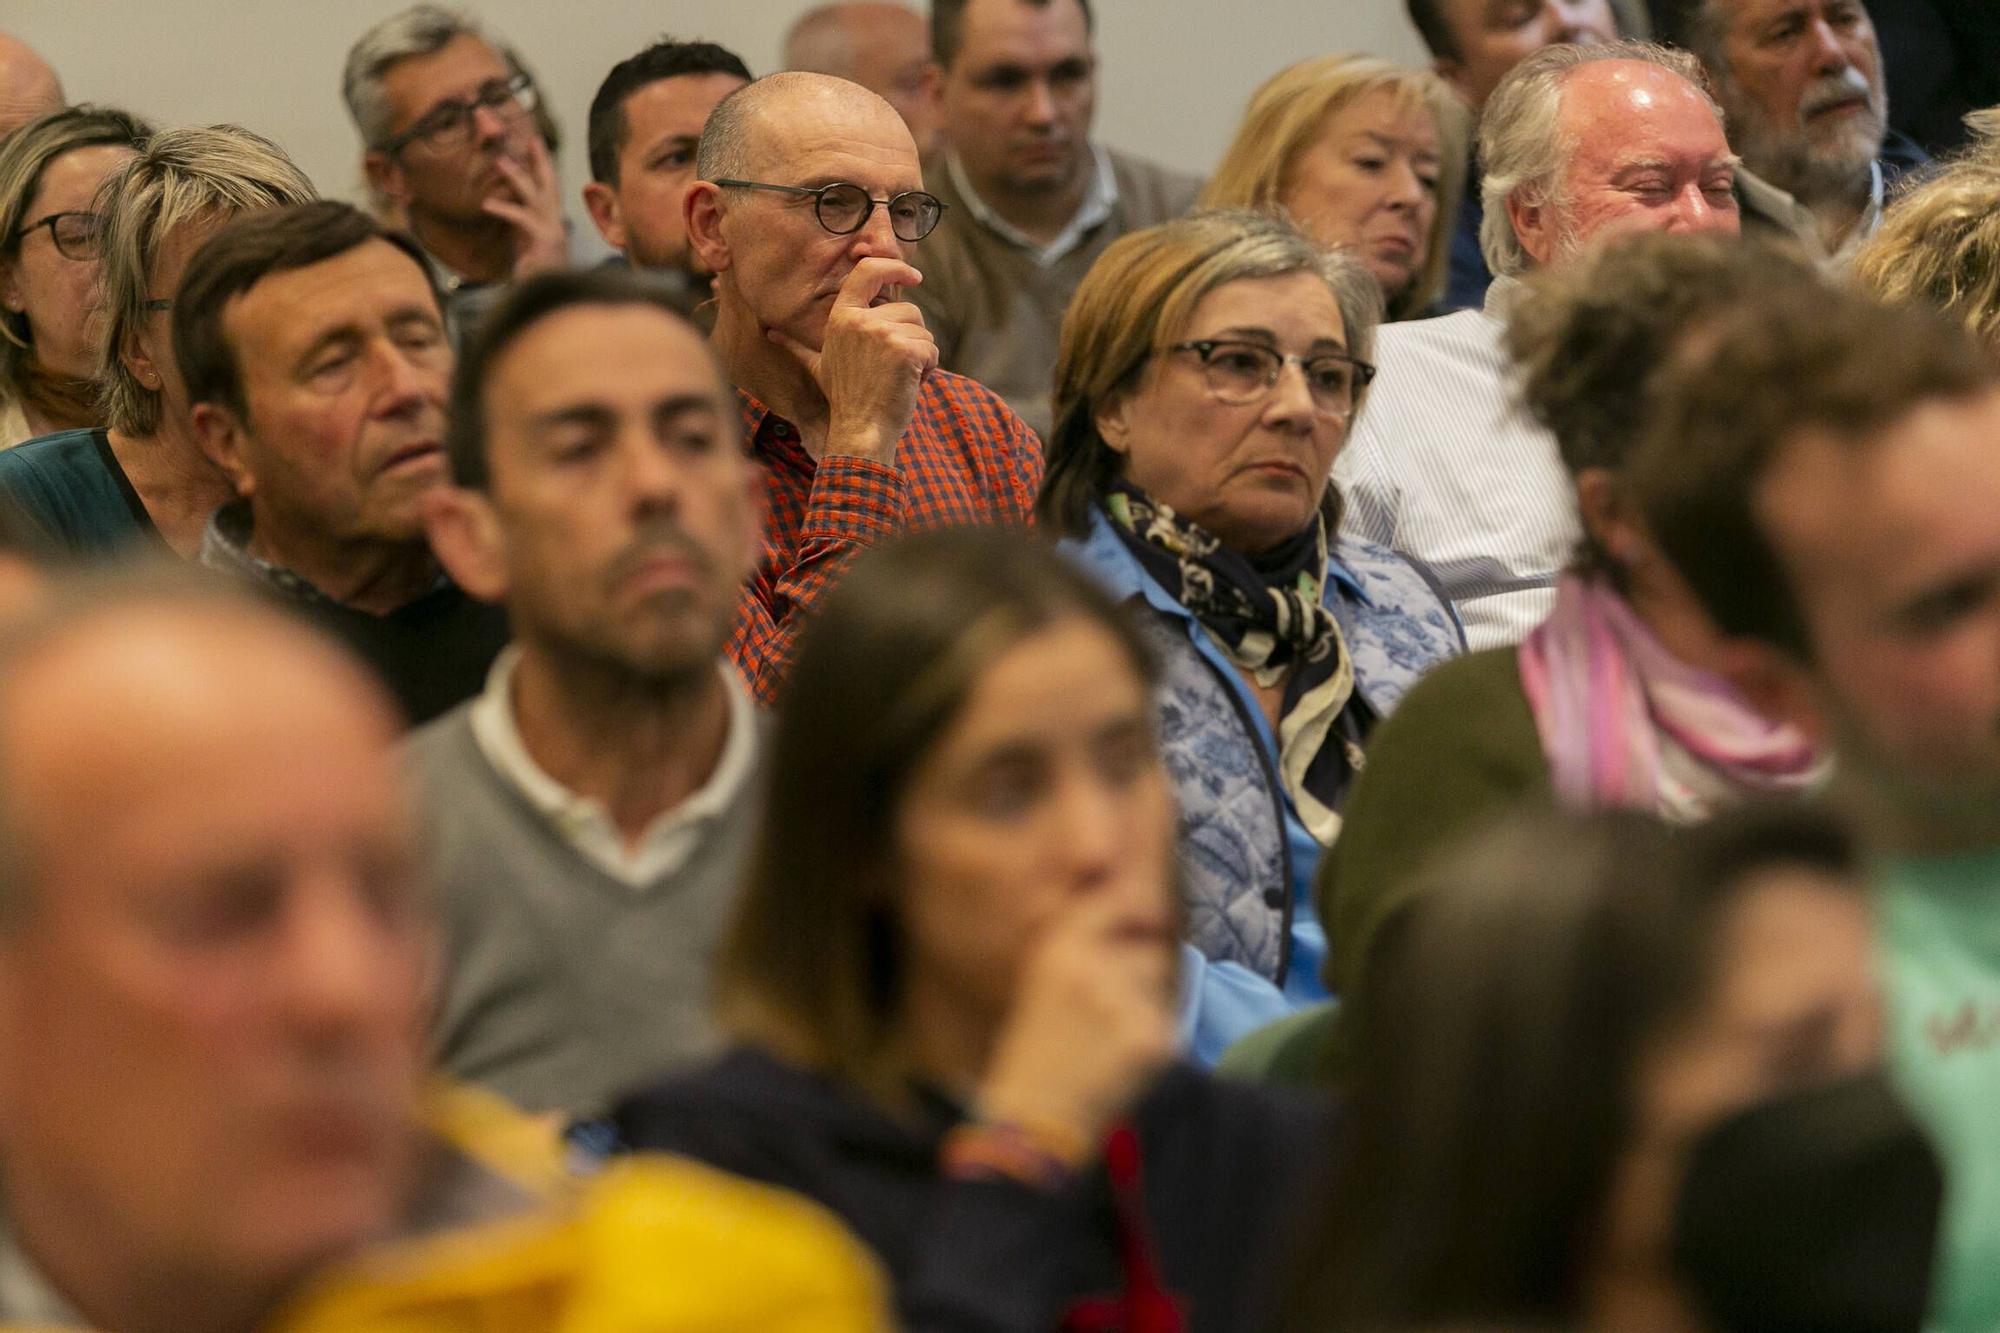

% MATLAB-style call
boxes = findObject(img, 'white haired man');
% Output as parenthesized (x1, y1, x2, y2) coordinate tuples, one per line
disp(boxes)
(1333, 39, 1741, 648)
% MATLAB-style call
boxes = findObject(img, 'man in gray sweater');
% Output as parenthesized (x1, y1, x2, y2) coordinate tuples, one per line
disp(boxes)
(412, 267, 761, 1118)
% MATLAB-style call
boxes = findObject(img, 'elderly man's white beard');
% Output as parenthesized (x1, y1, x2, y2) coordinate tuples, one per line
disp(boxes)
(1728, 64, 1887, 205)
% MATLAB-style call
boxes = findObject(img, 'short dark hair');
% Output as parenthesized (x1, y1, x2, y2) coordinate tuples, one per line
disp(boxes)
(1633, 270, 2000, 660)
(1505, 233, 1817, 575)
(444, 266, 709, 489)
(586, 38, 752, 185)
(1404, 0, 1462, 61)
(174, 200, 438, 424)
(933, 0, 1094, 69)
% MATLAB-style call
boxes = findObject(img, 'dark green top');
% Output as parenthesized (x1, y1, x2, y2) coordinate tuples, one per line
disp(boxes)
(0, 428, 158, 560)
(1311, 647, 1552, 1080)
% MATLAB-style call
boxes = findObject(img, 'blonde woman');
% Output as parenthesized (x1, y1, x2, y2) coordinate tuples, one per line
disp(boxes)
(0, 126, 313, 557)
(1202, 54, 1468, 321)
(1853, 147, 2000, 353)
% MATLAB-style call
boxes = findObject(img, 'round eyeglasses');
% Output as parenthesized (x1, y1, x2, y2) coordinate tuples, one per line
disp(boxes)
(1168, 339, 1376, 418)
(711, 179, 946, 243)
(382, 73, 538, 156)
(11, 210, 103, 262)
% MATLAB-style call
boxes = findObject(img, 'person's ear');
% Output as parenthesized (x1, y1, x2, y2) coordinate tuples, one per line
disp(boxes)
(0, 256, 22, 316)
(189, 400, 256, 499)
(118, 324, 167, 403)
(1573, 467, 1652, 567)
(422, 484, 510, 604)
(1094, 390, 1135, 456)
(582, 180, 628, 253)
(1713, 635, 1825, 739)
(364, 150, 413, 209)
(1507, 186, 1559, 268)
(686, 182, 731, 274)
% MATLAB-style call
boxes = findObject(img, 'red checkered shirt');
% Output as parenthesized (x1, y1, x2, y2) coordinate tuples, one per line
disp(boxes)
(729, 370, 1044, 703)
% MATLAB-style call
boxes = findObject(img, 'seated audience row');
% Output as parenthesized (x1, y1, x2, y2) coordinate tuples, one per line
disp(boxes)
(0, 0, 1995, 1329)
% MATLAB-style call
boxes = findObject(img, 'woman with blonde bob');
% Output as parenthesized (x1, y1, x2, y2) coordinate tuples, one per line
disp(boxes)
(0, 105, 153, 449)
(1852, 146, 2000, 354)
(0, 125, 313, 558)
(614, 527, 1333, 1333)
(1041, 210, 1462, 1062)
(1201, 54, 1468, 322)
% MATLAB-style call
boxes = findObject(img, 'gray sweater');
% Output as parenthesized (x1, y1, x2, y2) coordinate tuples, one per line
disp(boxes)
(407, 706, 760, 1119)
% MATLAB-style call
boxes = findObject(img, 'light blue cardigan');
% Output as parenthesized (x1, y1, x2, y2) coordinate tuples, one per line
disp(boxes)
(1065, 509, 1464, 1063)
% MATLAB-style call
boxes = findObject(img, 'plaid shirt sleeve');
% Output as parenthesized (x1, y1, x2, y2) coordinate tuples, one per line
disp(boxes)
(730, 452, 907, 705)
(728, 377, 1041, 705)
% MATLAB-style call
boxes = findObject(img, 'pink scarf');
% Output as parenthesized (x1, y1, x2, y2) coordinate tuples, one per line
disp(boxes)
(1518, 576, 1827, 819)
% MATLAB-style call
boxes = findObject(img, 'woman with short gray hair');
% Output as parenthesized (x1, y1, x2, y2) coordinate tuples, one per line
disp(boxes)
(0, 124, 313, 558)
(1042, 209, 1462, 1063)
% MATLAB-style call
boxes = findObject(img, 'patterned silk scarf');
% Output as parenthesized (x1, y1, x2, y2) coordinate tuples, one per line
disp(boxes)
(1104, 482, 1365, 845)
(1518, 574, 1828, 821)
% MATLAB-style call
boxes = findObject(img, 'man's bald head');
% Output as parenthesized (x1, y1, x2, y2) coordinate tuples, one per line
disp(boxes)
(0, 574, 403, 926)
(696, 70, 914, 184)
(0, 571, 430, 1323)
(0, 33, 62, 140)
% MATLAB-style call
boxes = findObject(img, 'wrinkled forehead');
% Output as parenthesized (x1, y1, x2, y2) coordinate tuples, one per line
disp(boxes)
(383, 32, 512, 126)
(742, 93, 923, 188)
(1556, 62, 1729, 165)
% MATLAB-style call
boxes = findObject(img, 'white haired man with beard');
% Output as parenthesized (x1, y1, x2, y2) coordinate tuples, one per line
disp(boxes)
(1664, 0, 1927, 262)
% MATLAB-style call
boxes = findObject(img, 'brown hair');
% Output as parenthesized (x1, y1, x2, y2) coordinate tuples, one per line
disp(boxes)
(173, 201, 438, 424)
(1505, 232, 1817, 576)
(1037, 208, 1382, 539)
(1290, 803, 1863, 1329)
(716, 526, 1155, 1100)
(1200, 54, 1468, 321)
(933, 0, 1092, 69)
(1633, 267, 1998, 659)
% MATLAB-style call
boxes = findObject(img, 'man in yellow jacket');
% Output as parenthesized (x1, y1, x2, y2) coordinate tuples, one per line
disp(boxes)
(0, 576, 884, 1332)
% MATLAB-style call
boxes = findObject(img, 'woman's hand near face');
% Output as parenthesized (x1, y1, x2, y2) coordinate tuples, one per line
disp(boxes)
(973, 891, 1178, 1165)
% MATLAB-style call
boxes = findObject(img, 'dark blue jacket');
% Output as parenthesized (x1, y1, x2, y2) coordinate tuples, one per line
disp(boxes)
(613, 1046, 1335, 1332)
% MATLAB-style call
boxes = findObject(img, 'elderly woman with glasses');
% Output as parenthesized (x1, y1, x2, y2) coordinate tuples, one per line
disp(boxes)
(1041, 209, 1463, 1062)
(0, 125, 313, 558)
(0, 106, 153, 449)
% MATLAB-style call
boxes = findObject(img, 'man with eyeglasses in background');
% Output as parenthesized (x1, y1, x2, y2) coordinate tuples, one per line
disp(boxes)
(684, 72, 1043, 703)
(342, 6, 567, 341)
(910, 0, 1200, 440)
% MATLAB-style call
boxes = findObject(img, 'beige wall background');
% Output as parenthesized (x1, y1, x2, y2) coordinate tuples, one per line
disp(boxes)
(4, 1, 1432, 258)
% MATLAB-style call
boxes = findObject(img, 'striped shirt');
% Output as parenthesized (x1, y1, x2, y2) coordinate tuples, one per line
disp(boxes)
(728, 373, 1044, 703)
(1333, 277, 1579, 649)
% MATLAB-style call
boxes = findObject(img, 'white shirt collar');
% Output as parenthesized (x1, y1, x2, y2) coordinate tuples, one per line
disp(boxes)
(945, 143, 1118, 266)
(469, 647, 757, 890)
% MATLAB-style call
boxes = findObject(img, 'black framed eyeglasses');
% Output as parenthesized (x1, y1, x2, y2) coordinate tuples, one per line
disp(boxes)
(710, 179, 946, 243)
(1168, 339, 1376, 417)
(12, 210, 103, 262)
(381, 73, 537, 155)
